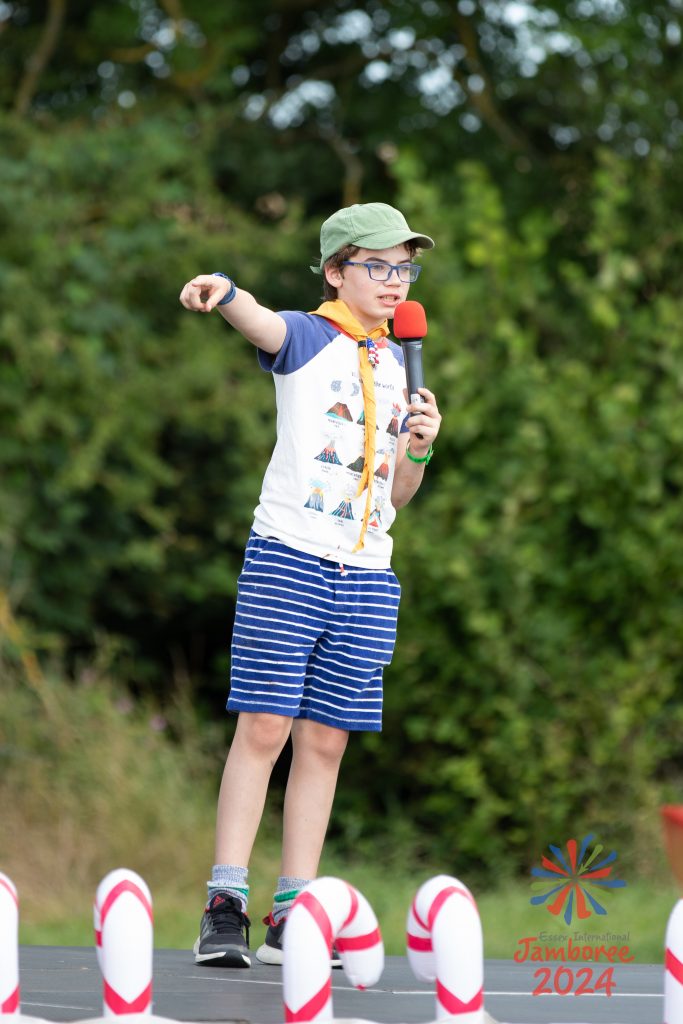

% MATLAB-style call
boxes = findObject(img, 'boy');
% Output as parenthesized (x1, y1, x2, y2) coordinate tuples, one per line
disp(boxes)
(179, 202, 442, 967)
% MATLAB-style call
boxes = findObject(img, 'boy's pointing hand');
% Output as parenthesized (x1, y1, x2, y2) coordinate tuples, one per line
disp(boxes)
(179, 274, 231, 312)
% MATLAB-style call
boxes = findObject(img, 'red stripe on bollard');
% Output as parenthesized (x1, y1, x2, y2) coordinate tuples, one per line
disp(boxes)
(335, 927, 382, 952)
(295, 891, 333, 950)
(0, 879, 18, 908)
(667, 946, 683, 986)
(411, 897, 429, 933)
(1, 986, 19, 1013)
(284, 980, 332, 1022)
(428, 885, 475, 932)
(437, 979, 484, 1015)
(104, 979, 153, 1015)
(341, 884, 359, 930)
(100, 880, 153, 928)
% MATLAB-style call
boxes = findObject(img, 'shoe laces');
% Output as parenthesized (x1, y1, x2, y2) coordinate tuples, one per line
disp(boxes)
(207, 893, 250, 942)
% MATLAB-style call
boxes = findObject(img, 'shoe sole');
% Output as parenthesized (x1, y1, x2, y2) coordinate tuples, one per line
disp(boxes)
(255, 942, 341, 969)
(255, 942, 283, 965)
(193, 939, 251, 968)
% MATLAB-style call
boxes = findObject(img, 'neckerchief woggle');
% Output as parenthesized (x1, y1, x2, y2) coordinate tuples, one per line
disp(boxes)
(310, 299, 390, 552)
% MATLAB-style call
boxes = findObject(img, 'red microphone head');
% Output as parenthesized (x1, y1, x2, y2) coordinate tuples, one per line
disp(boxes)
(393, 300, 427, 339)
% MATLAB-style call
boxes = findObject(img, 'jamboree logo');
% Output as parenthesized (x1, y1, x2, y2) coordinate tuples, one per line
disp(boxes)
(517, 834, 630, 999)
(530, 833, 627, 925)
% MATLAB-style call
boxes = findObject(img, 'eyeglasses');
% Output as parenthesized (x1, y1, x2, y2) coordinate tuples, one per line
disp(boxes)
(342, 261, 422, 284)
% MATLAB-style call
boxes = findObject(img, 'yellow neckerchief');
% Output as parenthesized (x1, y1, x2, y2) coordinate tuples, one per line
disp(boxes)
(310, 299, 389, 552)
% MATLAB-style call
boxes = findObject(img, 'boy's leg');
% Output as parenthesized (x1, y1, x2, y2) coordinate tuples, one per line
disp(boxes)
(255, 719, 348, 965)
(195, 711, 292, 968)
(281, 718, 349, 877)
(215, 711, 293, 865)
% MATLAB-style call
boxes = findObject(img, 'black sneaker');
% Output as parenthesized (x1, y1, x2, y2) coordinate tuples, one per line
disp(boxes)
(255, 912, 341, 967)
(193, 892, 251, 967)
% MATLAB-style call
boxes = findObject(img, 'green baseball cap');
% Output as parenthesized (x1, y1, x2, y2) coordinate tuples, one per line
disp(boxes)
(310, 202, 435, 273)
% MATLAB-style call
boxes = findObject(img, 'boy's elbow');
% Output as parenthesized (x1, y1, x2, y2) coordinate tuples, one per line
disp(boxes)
(391, 487, 410, 510)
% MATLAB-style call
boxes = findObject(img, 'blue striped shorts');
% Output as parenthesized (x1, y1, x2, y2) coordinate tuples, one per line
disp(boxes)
(227, 533, 401, 731)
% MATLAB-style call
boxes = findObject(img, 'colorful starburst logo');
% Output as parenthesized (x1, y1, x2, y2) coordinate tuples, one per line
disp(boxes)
(529, 834, 627, 925)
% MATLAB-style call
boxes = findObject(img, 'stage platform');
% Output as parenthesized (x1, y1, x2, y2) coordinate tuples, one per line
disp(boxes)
(16, 946, 663, 1024)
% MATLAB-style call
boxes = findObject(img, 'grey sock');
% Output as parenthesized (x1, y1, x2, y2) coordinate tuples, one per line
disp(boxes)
(207, 864, 249, 912)
(271, 875, 311, 925)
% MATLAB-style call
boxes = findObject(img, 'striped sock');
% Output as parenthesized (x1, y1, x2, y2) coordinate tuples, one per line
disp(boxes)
(208, 864, 249, 913)
(271, 875, 311, 925)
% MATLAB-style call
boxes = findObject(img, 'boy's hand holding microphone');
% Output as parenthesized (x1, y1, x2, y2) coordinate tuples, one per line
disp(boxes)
(394, 300, 441, 453)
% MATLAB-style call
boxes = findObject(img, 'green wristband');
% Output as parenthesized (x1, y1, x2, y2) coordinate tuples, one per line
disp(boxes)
(406, 441, 434, 464)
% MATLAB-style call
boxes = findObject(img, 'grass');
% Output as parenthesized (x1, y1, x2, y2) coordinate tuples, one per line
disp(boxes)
(17, 865, 678, 965)
(2, 662, 679, 965)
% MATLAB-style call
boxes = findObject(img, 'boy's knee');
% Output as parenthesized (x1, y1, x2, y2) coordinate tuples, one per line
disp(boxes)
(237, 712, 292, 757)
(292, 720, 349, 766)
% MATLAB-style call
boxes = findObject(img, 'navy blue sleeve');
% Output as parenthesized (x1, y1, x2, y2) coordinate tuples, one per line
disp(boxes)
(387, 339, 405, 366)
(257, 311, 338, 374)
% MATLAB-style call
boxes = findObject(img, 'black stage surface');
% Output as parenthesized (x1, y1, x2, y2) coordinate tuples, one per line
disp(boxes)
(15, 946, 664, 1024)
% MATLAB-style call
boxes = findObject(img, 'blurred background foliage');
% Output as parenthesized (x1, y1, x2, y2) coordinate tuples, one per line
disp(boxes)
(2, 0, 683, 909)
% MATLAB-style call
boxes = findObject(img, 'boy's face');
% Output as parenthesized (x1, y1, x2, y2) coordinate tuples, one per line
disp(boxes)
(324, 244, 413, 330)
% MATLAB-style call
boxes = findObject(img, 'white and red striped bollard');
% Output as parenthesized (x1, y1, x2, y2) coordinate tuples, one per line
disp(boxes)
(282, 877, 384, 1022)
(407, 874, 484, 1023)
(665, 899, 683, 1024)
(93, 870, 153, 1017)
(0, 874, 19, 1017)
(0, 872, 50, 1024)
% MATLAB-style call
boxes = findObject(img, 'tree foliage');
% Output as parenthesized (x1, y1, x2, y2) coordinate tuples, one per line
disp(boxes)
(0, 111, 319, 695)
(2, 0, 683, 875)
(341, 148, 683, 871)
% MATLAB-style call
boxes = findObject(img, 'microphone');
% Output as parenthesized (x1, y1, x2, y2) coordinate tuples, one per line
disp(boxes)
(394, 300, 427, 438)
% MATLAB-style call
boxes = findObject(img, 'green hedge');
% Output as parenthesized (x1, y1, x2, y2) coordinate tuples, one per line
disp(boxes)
(2, 115, 682, 877)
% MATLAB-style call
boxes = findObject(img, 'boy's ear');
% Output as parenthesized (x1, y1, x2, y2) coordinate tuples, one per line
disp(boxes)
(324, 263, 343, 288)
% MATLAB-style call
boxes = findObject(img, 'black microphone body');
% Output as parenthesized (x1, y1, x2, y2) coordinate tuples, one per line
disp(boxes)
(400, 337, 425, 439)
(400, 337, 425, 406)
(394, 301, 428, 440)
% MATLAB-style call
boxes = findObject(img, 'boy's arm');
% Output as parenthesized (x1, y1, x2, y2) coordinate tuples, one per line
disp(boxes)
(179, 274, 287, 354)
(391, 388, 442, 510)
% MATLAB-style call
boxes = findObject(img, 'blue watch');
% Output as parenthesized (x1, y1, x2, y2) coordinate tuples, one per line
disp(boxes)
(213, 272, 237, 305)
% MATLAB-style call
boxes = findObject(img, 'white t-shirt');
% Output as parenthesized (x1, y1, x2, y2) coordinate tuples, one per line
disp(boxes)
(252, 311, 410, 568)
